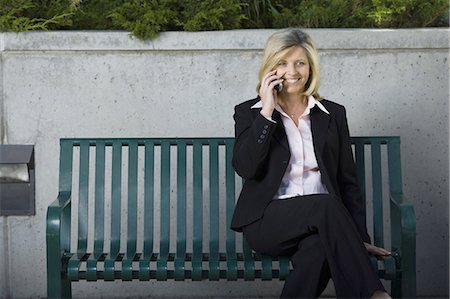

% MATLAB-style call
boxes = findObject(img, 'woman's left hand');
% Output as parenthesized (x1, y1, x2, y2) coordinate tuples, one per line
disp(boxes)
(363, 242, 391, 256)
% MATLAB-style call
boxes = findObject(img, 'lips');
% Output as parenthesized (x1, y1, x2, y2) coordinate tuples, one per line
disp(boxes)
(284, 78, 301, 84)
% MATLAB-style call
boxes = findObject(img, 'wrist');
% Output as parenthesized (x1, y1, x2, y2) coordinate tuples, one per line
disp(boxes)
(260, 108, 273, 119)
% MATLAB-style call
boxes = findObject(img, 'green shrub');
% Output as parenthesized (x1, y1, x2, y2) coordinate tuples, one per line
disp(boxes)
(270, 0, 373, 28)
(108, 0, 178, 40)
(0, 0, 448, 39)
(368, 0, 449, 27)
(70, 0, 125, 30)
(0, 0, 76, 31)
(181, 0, 246, 31)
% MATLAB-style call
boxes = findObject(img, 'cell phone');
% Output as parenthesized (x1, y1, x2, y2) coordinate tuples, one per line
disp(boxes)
(274, 82, 283, 93)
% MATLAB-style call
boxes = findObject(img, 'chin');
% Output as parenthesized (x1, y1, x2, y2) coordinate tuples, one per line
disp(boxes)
(284, 86, 303, 94)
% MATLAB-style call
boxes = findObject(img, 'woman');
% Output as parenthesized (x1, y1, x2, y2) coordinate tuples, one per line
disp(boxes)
(230, 29, 392, 298)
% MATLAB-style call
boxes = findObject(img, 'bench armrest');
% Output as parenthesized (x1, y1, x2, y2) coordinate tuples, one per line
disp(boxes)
(47, 191, 72, 256)
(390, 193, 416, 250)
(46, 191, 72, 298)
(389, 193, 416, 297)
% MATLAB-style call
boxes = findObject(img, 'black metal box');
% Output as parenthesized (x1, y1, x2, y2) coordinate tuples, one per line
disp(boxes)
(0, 144, 35, 216)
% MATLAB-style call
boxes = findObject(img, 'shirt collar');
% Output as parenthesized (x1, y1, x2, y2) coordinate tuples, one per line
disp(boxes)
(251, 95, 330, 115)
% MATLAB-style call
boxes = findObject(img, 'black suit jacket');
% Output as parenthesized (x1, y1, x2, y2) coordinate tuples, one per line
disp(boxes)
(230, 97, 371, 243)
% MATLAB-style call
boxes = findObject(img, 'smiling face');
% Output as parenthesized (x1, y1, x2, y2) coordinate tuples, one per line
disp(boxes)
(274, 46, 310, 95)
(257, 29, 321, 99)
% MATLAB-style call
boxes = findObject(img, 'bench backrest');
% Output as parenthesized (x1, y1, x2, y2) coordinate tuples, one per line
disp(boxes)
(58, 137, 403, 255)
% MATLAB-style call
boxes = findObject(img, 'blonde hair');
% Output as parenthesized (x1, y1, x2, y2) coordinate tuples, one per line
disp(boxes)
(257, 29, 321, 99)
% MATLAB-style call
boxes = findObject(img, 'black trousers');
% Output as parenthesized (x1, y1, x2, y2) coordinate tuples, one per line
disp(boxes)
(242, 194, 386, 298)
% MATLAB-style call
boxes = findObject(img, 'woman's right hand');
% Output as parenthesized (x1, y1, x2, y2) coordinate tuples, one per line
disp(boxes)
(259, 70, 284, 119)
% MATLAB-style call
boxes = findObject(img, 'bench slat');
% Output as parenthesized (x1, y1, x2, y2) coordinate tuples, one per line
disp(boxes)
(86, 252, 104, 281)
(110, 141, 123, 256)
(160, 141, 171, 257)
(104, 252, 121, 281)
(94, 141, 106, 254)
(192, 140, 204, 280)
(126, 140, 139, 258)
(143, 141, 155, 256)
(209, 141, 220, 280)
(175, 141, 187, 280)
(156, 141, 171, 280)
(77, 140, 89, 253)
(354, 139, 366, 211)
(243, 239, 255, 280)
(279, 256, 290, 280)
(59, 140, 74, 192)
(260, 254, 273, 280)
(387, 138, 403, 197)
(371, 141, 384, 248)
(225, 140, 238, 280)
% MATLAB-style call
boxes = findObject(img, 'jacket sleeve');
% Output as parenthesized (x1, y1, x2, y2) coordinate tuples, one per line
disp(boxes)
(337, 107, 372, 244)
(232, 103, 277, 180)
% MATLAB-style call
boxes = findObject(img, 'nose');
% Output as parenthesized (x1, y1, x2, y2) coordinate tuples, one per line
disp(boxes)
(286, 63, 298, 76)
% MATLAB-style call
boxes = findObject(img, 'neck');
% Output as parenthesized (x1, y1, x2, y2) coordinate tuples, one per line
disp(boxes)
(277, 94, 309, 119)
(278, 93, 308, 111)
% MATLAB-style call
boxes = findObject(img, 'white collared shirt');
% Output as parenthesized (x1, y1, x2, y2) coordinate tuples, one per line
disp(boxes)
(251, 95, 329, 199)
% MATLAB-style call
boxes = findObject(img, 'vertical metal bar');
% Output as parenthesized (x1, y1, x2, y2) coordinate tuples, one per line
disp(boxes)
(143, 140, 155, 256)
(242, 239, 255, 280)
(59, 140, 73, 192)
(175, 141, 187, 280)
(77, 140, 89, 253)
(139, 140, 155, 281)
(388, 137, 403, 252)
(353, 138, 366, 209)
(127, 140, 138, 257)
(371, 141, 384, 248)
(93, 140, 106, 254)
(157, 141, 171, 280)
(225, 139, 237, 280)
(160, 141, 171, 257)
(110, 140, 122, 256)
(192, 140, 203, 280)
(387, 137, 403, 198)
(209, 141, 220, 280)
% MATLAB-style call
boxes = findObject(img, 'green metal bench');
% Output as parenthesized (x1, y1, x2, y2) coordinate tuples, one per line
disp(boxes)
(46, 137, 416, 298)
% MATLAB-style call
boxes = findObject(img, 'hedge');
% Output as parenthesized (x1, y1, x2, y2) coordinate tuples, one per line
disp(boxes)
(1, 0, 448, 40)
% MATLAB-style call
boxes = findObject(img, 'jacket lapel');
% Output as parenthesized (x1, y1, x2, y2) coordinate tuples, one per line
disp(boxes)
(310, 106, 335, 194)
(310, 106, 330, 157)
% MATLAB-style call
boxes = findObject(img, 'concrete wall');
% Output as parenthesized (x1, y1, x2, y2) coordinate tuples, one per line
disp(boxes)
(0, 28, 448, 298)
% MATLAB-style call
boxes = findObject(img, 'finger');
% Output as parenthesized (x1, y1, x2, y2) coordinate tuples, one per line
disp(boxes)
(364, 243, 391, 256)
(262, 70, 283, 85)
(372, 247, 391, 256)
(268, 78, 284, 88)
(260, 78, 283, 96)
(260, 76, 273, 94)
(261, 70, 277, 84)
(262, 74, 279, 90)
(373, 245, 391, 255)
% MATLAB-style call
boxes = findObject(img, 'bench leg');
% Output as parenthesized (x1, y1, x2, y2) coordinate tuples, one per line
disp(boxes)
(47, 256, 71, 298)
(401, 272, 417, 299)
(390, 278, 401, 298)
(390, 264, 416, 298)
(47, 274, 71, 298)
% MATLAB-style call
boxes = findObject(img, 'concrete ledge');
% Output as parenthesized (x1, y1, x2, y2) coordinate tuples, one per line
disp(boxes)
(1, 28, 449, 51)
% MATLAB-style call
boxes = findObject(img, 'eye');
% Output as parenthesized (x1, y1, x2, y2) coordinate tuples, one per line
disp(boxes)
(295, 61, 306, 66)
(277, 61, 287, 67)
